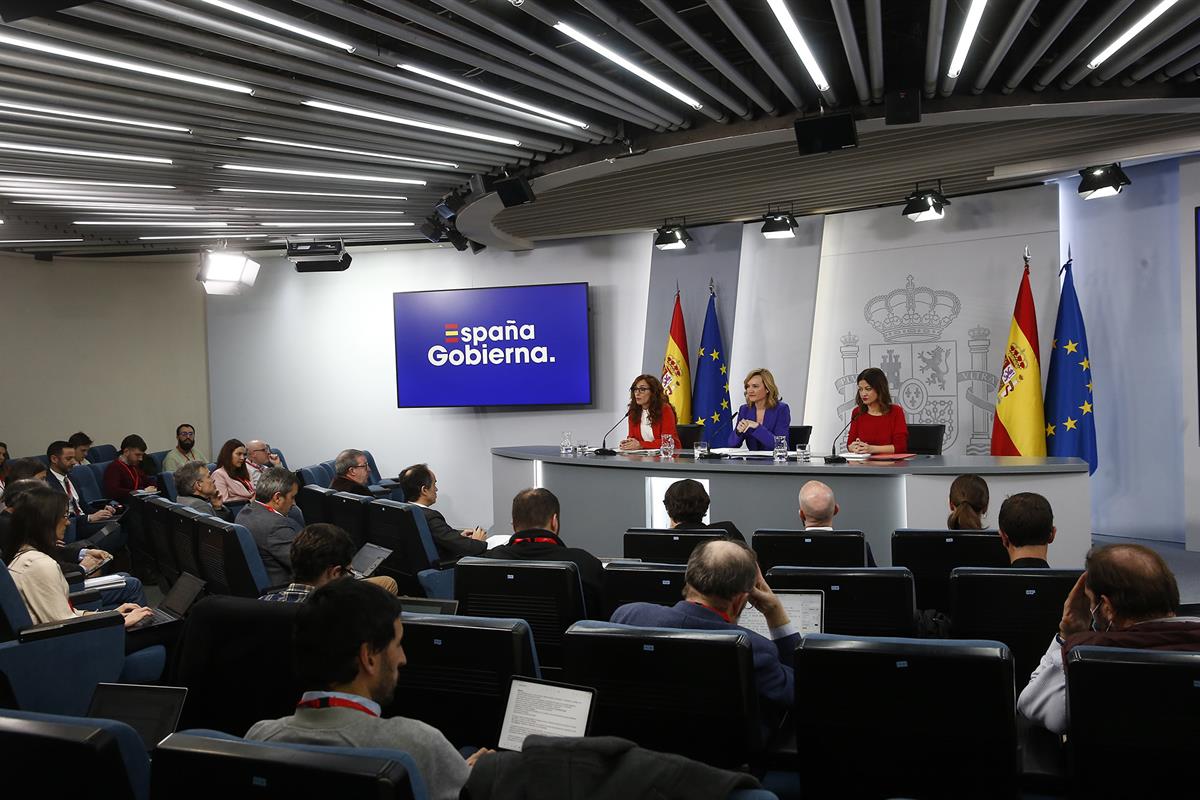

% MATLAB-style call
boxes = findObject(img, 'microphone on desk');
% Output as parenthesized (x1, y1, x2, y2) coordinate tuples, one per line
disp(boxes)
(825, 416, 854, 464)
(593, 411, 630, 456)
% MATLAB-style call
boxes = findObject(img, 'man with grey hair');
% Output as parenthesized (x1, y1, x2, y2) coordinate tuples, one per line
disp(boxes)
(330, 449, 374, 497)
(798, 480, 875, 566)
(235, 467, 303, 587)
(174, 461, 232, 521)
(610, 539, 798, 725)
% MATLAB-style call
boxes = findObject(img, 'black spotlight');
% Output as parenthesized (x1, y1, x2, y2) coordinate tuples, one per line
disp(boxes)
(760, 203, 798, 239)
(419, 215, 444, 243)
(434, 193, 465, 221)
(902, 181, 950, 222)
(653, 220, 692, 250)
(1077, 163, 1131, 199)
(445, 227, 469, 252)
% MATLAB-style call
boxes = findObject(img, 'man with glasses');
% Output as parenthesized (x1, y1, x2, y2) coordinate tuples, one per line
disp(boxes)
(331, 449, 375, 497)
(259, 523, 398, 603)
(163, 423, 209, 473)
(245, 439, 282, 487)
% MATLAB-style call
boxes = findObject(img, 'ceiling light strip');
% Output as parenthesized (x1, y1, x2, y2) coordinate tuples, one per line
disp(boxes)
(397, 63, 590, 129)
(195, 0, 356, 52)
(239, 136, 458, 168)
(764, 0, 831, 91)
(1087, 0, 1179, 69)
(947, 0, 989, 78)
(0, 238, 84, 243)
(258, 221, 414, 227)
(215, 188, 407, 200)
(233, 208, 403, 214)
(74, 220, 229, 226)
(219, 164, 425, 185)
(0, 141, 172, 163)
(0, 176, 175, 188)
(0, 100, 190, 132)
(301, 100, 522, 146)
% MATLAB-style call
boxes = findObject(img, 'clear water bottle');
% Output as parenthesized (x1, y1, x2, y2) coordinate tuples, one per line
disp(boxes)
(560, 431, 574, 455)
(660, 434, 675, 459)
(773, 435, 789, 463)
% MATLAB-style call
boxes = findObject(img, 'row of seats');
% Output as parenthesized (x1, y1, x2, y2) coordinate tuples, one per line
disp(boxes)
(80, 590, 1199, 798)
(625, 527, 1012, 609)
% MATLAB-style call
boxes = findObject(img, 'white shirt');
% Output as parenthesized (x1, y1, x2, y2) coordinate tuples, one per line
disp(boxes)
(50, 469, 83, 516)
(247, 460, 270, 487)
(640, 409, 653, 442)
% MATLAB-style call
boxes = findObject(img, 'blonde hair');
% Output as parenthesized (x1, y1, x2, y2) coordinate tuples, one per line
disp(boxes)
(743, 368, 782, 408)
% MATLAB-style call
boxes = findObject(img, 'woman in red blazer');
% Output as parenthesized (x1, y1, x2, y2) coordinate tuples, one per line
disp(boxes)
(619, 374, 678, 450)
(847, 367, 909, 454)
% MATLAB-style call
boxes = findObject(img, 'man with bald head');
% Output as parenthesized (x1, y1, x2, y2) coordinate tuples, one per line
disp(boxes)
(1019, 543, 1200, 734)
(798, 480, 875, 566)
(610, 539, 798, 727)
(245, 439, 282, 488)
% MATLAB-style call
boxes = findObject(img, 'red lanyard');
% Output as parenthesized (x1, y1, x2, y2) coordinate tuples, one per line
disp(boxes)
(689, 601, 732, 623)
(511, 536, 560, 545)
(255, 500, 282, 516)
(296, 696, 378, 716)
(119, 459, 142, 489)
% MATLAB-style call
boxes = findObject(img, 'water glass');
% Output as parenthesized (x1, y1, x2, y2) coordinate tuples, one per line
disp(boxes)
(575, 440, 589, 455)
(773, 435, 789, 463)
(660, 434, 675, 459)
(560, 431, 574, 455)
(694, 440, 710, 459)
(798, 443, 811, 462)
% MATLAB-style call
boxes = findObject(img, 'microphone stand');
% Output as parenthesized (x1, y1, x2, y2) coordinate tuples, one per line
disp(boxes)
(825, 416, 854, 464)
(594, 411, 630, 456)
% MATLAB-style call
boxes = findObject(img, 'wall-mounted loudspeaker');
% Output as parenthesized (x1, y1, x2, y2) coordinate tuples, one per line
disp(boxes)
(885, 89, 921, 125)
(793, 113, 858, 156)
(494, 176, 536, 208)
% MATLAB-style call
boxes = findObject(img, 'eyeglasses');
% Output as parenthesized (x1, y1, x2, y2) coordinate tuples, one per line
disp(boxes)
(248, 447, 269, 454)
(351, 463, 369, 471)
(178, 432, 195, 438)
(631, 386, 652, 393)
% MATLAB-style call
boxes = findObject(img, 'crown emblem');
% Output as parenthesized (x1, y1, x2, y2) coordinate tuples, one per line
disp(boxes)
(864, 275, 961, 343)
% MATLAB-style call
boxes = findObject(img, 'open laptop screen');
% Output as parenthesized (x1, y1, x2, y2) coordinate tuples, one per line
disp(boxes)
(160, 572, 207, 619)
(87, 683, 188, 752)
(498, 677, 595, 752)
(738, 589, 824, 637)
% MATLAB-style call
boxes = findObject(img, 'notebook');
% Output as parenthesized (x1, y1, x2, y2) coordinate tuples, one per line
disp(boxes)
(738, 589, 824, 637)
(398, 596, 459, 615)
(129, 572, 206, 629)
(349, 542, 393, 578)
(497, 677, 596, 752)
(87, 683, 188, 752)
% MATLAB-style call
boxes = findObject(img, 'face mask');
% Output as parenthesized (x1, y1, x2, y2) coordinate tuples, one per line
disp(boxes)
(1090, 603, 1112, 633)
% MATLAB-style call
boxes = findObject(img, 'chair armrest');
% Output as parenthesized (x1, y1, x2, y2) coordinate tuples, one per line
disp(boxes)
(19, 611, 123, 642)
(376, 478, 399, 488)
(68, 589, 102, 606)
(433, 557, 461, 570)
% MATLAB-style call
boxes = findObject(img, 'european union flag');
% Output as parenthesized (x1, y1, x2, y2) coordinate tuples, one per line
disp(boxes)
(1044, 259, 1098, 474)
(692, 292, 733, 446)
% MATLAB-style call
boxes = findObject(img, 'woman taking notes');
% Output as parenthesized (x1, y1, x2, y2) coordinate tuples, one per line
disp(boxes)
(619, 374, 678, 450)
(728, 368, 791, 450)
(847, 367, 909, 454)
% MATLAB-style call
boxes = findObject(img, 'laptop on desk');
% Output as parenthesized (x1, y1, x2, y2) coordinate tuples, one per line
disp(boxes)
(349, 542, 393, 579)
(129, 572, 206, 630)
(87, 683, 188, 753)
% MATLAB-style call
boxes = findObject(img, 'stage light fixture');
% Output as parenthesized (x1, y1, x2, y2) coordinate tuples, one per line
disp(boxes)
(1077, 163, 1131, 200)
(419, 214, 444, 243)
(434, 193, 465, 221)
(197, 250, 260, 295)
(445, 227, 469, 252)
(654, 219, 692, 250)
(760, 204, 798, 239)
(902, 181, 950, 222)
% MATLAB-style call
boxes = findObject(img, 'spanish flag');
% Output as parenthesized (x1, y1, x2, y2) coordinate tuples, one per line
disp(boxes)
(991, 264, 1046, 456)
(661, 292, 691, 425)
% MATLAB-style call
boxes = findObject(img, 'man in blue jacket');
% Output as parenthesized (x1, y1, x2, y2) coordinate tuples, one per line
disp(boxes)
(610, 538, 798, 722)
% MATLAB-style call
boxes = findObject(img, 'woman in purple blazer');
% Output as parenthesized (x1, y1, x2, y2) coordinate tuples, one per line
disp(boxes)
(727, 368, 792, 450)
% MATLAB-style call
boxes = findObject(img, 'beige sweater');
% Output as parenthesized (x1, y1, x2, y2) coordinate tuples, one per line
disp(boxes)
(7, 546, 84, 625)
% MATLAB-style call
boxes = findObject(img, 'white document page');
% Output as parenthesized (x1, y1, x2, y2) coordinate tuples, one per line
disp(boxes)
(498, 679, 593, 752)
(738, 591, 824, 637)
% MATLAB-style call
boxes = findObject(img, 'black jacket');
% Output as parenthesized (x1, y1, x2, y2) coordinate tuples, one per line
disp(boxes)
(672, 519, 746, 543)
(484, 530, 605, 619)
(463, 735, 760, 800)
(419, 505, 487, 560)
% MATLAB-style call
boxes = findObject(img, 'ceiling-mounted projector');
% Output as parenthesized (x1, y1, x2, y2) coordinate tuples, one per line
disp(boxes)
(287, 239, 351, 272)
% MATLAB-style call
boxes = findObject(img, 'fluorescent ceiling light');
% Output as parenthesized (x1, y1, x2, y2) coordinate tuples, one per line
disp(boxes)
(141, 234, 270, 240)
(0, 100, 190, 132)
(303, 100, 522, 146)
(233, 208, 402, 214)
(195, 0, 356, 52)
(0, 30, 253, 94)
(258, 221, 415, 227)
(13, 201, 196, 210)
(397, 63, 590, 129)
(1087, 0, 1179, 70)
(239, 136, 458, 168)
(74, 220, 229, 226)
(220, 164, 426, 185)
(0, 176, 175, 188)
(216, 188, 406, 200)
(0, 141, 172, 163)
(764, 0, 831, 91)
(947, 0, 989, 78)
(0, 238, 83, 243)
(553, 21, 703, 109)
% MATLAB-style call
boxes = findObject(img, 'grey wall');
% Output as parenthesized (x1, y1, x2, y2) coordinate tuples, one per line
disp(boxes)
(1059, 160, 1184, 541)
(640, 222, 743, 376)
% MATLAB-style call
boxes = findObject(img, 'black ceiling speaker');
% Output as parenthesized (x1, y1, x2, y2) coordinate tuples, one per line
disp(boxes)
(0, 2, 88, 21)
(494, 176, 536, 207)
(885, 89, 922, 125)
(293, 252, 352, 272)
(793, 113, 858, 156)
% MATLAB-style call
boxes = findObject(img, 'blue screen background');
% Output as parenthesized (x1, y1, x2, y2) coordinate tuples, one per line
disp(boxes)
(393, 282, 592, 408)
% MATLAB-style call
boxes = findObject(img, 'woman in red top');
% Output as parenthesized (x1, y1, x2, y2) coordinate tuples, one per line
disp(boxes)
(847, 367, 909, 454)
(619, 374, 678, 450)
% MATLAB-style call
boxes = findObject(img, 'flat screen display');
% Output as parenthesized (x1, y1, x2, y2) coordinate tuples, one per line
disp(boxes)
(393, 282, 592, 408)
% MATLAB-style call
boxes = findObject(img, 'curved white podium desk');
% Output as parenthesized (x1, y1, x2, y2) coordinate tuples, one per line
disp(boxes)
(491, 446, 1091, 568)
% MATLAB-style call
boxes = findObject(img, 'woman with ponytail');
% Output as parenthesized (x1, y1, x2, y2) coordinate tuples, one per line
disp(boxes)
(947, 474, 989, 530)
